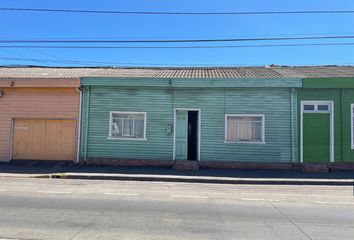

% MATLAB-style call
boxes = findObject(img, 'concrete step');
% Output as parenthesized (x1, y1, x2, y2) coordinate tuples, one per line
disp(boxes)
(173, 161, 199, 171)
(303, 164, 329, 173)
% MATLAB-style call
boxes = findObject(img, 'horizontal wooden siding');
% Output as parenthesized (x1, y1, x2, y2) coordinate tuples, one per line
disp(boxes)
(82, 86, 295, 162)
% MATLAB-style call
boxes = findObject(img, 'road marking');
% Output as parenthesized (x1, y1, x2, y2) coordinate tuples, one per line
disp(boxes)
(103, 192, 140, 196)
(316, 201, 354, 205)
(0, 189, 8, 192)
(171, 194, 208, 199)
(37, 190, 72, 194)
(240, 198, 266, 201)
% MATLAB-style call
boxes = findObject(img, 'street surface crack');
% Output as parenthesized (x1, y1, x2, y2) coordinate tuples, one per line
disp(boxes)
(266, 198, 313, 240)
(68, 203, 113, 240)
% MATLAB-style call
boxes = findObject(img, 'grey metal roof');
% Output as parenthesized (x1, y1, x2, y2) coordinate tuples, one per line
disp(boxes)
(0, 66, 354, 79)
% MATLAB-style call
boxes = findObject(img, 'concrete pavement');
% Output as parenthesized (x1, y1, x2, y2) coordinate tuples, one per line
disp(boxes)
(1, 161, 354, 185)
(0, 178, 354, 239)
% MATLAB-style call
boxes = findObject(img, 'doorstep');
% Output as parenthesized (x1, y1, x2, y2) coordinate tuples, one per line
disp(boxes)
(173, 161, 199, 171)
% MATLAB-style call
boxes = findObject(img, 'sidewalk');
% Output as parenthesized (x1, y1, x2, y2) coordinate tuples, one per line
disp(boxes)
(0, 161, 354, 185)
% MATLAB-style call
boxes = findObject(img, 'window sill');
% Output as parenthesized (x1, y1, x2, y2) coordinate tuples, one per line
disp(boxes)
(224, 141, 266, 144)
(107, 137, 147, 141)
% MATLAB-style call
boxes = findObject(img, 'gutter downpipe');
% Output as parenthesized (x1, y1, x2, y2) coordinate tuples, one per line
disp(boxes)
(75, 87, 82, 164)
(83, 86, 90, 161)
(290, 88, 295, 162)
(340, 88, 344, 162)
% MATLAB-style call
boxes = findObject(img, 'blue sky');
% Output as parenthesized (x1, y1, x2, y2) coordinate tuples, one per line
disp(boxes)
(0, 0, 353, 67)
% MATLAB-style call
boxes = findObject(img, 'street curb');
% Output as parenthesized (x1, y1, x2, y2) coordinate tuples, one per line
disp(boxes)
(38, 173, 354, 186)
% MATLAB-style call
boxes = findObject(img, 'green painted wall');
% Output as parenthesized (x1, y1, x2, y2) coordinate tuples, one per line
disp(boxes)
(81, 85, 298, 163)
(298, 89, 354, 162)
(304, 78, 354, 88)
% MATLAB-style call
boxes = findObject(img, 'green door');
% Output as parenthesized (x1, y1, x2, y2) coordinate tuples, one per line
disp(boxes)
(175, 110, 188, 160)
(303, 113, 330, 163)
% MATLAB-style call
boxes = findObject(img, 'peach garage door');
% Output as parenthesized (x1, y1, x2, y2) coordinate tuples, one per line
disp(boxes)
(12, 119, 76, 161)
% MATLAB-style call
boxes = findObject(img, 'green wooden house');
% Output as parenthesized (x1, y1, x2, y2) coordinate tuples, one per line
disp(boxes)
(80, 67, 303, 168)
(298, 76, 354, 165)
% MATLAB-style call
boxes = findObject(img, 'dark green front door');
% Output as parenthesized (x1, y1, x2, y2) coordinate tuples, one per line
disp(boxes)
(303, 113, 330, 163)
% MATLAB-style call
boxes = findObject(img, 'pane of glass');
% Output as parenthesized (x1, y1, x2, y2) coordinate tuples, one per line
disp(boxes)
(244, 116, 261, 122)
(112, 113, 119, 119)
(111, 118, 122, 137)
(304, 105, 315, 111)
(135, 119, 145, 138)
(353, 117, 354, 140)
(317, 105, 329, 111)
(353, 117, 354, 143)
(129, 114, 145, 120)
(227, 120, 237, 141)
(251, 122, 262, 141)
(123, 119, 134, 136)
(112, 113, 129, 119)
(237, 121, 252, 141)
(228, 116, 243, 122)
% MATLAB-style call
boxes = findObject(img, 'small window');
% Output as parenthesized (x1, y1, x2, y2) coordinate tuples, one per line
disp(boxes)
(318, 105, 329, 111)
(109, 112, 146, 139)
(226, 115, 264, 143)
(303, 103, 330, 112)
(304, 105, 315, 111)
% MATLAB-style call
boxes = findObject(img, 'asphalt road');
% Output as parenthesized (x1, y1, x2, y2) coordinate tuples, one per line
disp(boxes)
(0, 178, 353, 240)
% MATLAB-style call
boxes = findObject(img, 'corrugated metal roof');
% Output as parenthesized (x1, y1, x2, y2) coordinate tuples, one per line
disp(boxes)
(0, 66, 354, 79)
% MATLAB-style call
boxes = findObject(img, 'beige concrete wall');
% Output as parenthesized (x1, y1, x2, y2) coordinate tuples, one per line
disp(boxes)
(0, 87, 80, 161)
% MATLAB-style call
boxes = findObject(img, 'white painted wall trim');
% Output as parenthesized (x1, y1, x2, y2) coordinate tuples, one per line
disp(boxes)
(173, 108, 201, 161)
(300, 101, 334, 163)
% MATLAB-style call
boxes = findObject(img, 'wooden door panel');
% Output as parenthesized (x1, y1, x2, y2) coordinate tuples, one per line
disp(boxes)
(57, 120, 76, 160)
(175, 111, 188, 160)
(303, 113, 330, 163)
(12, 119, 30, 159)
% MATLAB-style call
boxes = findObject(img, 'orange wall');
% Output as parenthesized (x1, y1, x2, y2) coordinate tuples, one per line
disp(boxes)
(0, 87, 80, 161)
(0, 78, 80, 88)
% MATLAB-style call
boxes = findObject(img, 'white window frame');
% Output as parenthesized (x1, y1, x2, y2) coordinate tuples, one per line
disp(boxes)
(351, 104, 354, 149)
(302, 102, 331, 113)
(108, 111, 147, 140)
(224, 114, 265, 144)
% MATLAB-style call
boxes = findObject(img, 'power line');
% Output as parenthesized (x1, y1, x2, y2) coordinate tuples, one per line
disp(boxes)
(1, 57, 353, 67)
(0, 56, 193, 66)
(0, 42, 353, 49)
(1, 56, 353, 67)
(1, 35, 354, 44)
(0, 56, 134, 65)
(1, 7, 354, 15)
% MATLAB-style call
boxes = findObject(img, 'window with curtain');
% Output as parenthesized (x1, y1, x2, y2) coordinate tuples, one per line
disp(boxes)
(226, 115, 264, 143)
(110, 112, 146, 139)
